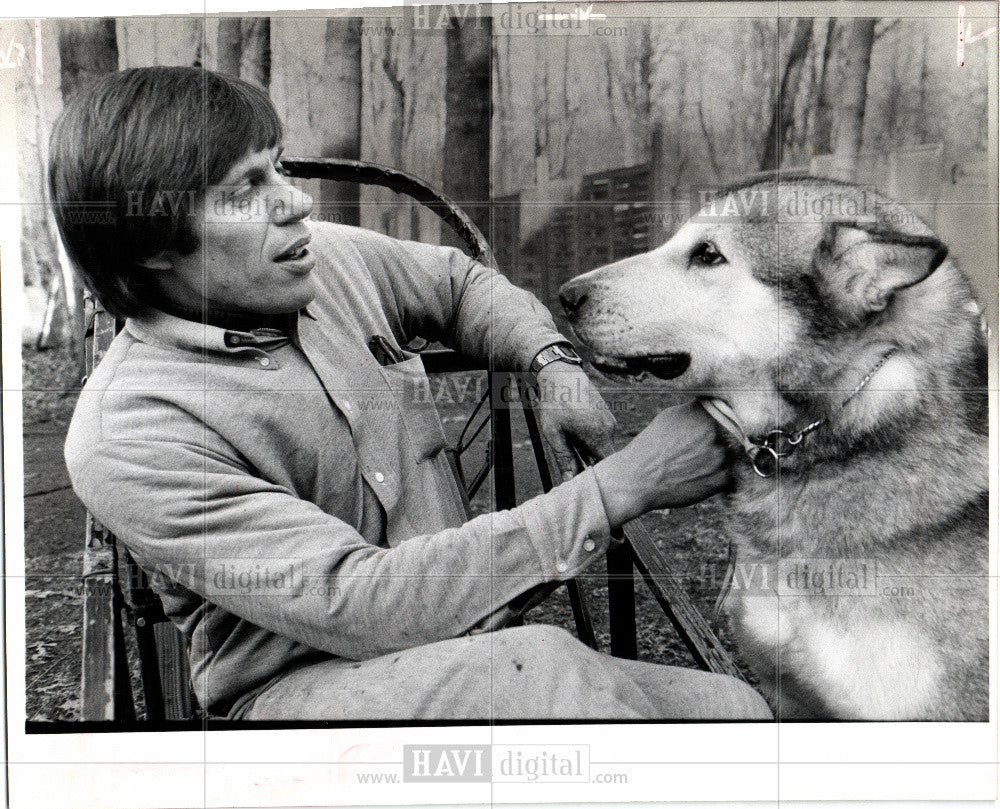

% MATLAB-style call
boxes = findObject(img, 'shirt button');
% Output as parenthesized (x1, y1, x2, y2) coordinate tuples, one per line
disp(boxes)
(259, 357, 271, 368)
(583, 539, 596, 552)
(555, 561, 568, 574)
(374, 472, 385, 483)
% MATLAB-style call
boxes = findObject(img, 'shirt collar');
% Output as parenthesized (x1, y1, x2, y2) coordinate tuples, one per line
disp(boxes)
(125, 307, 314, 355)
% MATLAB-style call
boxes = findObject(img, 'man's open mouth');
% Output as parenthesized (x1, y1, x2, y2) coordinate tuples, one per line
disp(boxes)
(275, 236, 311, 262)
(590, 352, 691, 382)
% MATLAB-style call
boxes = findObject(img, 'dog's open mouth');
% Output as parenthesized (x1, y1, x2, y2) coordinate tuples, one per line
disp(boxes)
(590, 352, 691, 382)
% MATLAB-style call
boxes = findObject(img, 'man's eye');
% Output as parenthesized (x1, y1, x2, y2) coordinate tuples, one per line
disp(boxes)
(690, 242, 726, 267)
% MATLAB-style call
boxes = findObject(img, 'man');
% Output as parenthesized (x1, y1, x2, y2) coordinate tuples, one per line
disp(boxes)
(53, 66, 770, 720)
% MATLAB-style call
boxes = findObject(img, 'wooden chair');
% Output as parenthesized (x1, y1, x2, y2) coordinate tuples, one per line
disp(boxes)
(79, 159, 742, 724)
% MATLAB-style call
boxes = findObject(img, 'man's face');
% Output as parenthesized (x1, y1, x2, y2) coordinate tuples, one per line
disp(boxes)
(158, 145, 317, 315)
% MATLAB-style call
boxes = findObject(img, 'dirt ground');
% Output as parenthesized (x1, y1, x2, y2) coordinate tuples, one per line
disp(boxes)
(22, 343, 749, 722)
(22, 344, 86, 721)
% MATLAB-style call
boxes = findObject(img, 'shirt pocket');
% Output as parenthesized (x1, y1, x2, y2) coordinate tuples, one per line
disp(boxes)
(379, 354, 449, 463)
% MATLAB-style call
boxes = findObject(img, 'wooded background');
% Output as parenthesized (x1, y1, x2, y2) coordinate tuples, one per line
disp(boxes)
(6, 5, 997, 354)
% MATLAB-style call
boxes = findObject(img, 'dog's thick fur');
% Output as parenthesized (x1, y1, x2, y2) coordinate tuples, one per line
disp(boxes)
(561, 178, 989, 720)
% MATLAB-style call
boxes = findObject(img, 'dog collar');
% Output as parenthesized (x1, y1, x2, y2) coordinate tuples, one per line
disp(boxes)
(700, 348, 899, 478)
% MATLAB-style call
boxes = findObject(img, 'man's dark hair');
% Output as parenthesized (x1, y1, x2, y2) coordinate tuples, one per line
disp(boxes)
(48, 66, 283, 319)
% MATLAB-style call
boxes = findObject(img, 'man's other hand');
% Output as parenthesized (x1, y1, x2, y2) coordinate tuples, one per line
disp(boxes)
(592, 400, 732, 529)
(533, 363, 617, 481)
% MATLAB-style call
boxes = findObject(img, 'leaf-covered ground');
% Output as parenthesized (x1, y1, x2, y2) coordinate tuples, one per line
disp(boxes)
(22, 343, 85, 721)
(23, 351, 752, 722)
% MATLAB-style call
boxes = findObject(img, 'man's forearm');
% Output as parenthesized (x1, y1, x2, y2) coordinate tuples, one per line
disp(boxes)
(72, 435, 613, 661)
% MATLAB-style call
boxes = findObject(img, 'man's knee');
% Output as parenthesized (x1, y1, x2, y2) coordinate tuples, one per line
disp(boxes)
(678, 669, 773, 720)
(489, 624, 587, 664)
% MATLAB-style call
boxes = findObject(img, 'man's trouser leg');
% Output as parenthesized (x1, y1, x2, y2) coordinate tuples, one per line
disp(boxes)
(237, 624, 772, 720)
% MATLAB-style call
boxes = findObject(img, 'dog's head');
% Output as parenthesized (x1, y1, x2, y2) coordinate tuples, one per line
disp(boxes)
(561, 177, 982, 435)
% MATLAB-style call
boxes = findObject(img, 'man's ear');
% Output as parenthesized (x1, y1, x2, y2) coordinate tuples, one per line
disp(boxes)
(134, 251, 174, 271)
(815, 221, 947, 322)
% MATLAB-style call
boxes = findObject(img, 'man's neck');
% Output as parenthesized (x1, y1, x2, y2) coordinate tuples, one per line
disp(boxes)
(158, 299, 299, 334)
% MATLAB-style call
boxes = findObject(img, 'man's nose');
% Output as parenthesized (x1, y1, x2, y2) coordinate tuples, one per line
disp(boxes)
(272, 185, 314, 224)
(558, 280, 589, 319)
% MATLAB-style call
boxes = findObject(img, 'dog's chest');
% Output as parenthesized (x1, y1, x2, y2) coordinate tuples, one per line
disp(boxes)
(731, 591, 943, 720)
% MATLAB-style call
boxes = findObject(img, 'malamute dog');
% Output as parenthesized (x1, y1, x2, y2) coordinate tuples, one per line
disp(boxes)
(560, 177, 989, 721)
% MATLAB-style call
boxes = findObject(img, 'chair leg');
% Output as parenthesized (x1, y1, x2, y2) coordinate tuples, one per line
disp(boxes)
(607, 543, 638, 660)
(566, 580, 599, 650)
(134, 618, 165, 722)
(112, 597, 136, 722)
(491, 376, 516, 511)
(517, 378, 601, 647)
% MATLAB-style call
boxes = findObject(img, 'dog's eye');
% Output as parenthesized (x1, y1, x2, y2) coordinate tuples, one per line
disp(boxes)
(690, 242, 726, 267)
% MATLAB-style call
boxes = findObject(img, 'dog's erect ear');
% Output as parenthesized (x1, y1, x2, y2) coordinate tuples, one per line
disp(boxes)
(816, 221, 947, 321)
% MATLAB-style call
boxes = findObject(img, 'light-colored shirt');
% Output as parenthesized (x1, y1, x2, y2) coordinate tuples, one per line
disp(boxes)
(65, 222, 612, 713)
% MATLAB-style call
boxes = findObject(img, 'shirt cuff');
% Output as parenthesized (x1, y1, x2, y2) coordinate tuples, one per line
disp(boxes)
(518, 467, 613, 580)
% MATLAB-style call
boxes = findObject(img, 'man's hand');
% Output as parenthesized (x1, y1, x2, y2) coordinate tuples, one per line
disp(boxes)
(592, 400, 732, 529)
(533, 362, 618, 481)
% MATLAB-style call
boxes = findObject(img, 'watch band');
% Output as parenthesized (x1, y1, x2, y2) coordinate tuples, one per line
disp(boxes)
(529, 343, 583, 375)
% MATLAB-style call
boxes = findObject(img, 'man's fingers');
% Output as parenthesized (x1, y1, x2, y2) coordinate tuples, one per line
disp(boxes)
(583, 430, 617, 462)
(544, 427, 579, 482)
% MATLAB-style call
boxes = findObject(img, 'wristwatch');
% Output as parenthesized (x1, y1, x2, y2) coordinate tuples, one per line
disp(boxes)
(529, 343, 583, 376)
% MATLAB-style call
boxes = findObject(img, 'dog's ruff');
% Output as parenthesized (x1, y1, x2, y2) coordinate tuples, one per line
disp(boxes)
(561, 177, 989, 721)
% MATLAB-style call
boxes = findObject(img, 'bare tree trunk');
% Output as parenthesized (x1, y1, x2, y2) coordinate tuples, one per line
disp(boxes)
(831, 18, 876, 163)
(637, 21, 653, 136)
(493, 35, 514, 193)
(117, 18, 202, 68)
(58, 19, 118, 99)
(915, 31, 929, 144)
(216, 18, 242, 78)
(18, 19, 62, 311)
(322, 18, 362, 227)
(696, 98, 722, 180)
(239, 18, 270, 88)
(442, 16, 491, 248)
(650, 121, 669, 244)
(554, 37, 580, 179)
(813, 19, 838, 155)
(883, 36, 902, 148)
(601, 49, 619, 130)
(760, 17, 812, 170)
(532, 38, 550, 184)
(375, 21, 408, 236)
(57, 19, 118, 361)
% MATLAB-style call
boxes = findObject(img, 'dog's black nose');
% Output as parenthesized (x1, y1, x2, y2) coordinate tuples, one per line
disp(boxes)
(558, 281, 589, 318)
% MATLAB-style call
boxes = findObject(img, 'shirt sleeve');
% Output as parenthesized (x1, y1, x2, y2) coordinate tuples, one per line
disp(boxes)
(344, 226, 568, 371)
(69, 434, 611, 661)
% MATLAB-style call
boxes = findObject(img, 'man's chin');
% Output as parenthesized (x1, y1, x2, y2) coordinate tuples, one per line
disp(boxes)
(246, 288, 316, 318)
(284, 277, 318, 311)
